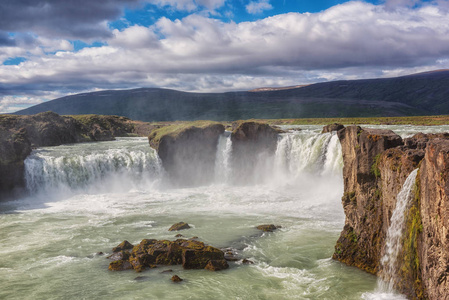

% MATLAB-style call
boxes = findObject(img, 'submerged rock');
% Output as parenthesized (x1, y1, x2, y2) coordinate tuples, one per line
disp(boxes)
(168, 222, 191, 231)
(171, 275, 183, 282)
(256, 224, 280, 232)
(107, 238, 228, 273)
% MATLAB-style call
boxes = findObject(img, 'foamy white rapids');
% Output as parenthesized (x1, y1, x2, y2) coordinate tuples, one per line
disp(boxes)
(3, 125, 439, 299)
(274, 129, 342, 182)
(24, 138, 163, 195)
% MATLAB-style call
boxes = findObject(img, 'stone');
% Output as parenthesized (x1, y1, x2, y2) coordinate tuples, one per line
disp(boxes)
(242, 259, 254, 265)
(204, 259, 229, 271)
(256, 224, 280, 232)
(321, 123, 344, 133)
(168, 222, 191, 231)
(109, 260, 133, 271)
(112, 240, 134, 252)
(171, 275, 183, 282)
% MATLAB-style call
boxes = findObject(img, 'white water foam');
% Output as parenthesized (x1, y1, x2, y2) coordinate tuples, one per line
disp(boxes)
(214, 131, 233, 183)
(24, 139, 163, 196)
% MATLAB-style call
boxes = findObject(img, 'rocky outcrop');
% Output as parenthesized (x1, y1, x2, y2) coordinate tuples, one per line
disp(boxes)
(230, 121, 279, 184)
(333, 125, 449, 299)
(108, 239, 229, 272)
(418, 139, 449, 300)
(321, 123, 344, 133)
(148, 121, 225, 186)
(0, 112, 153, 200)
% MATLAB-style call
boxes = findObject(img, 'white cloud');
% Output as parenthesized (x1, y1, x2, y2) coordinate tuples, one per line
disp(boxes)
(246, 0, 273, 14)
(1, 1, 449, 112)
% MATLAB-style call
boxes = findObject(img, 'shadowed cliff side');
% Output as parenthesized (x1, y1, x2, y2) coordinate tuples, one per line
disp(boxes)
(333, 125, 449, 299)
(0, 112, 155, 200)
(148, 121, 225, 186)
(230, 121, 279, 185)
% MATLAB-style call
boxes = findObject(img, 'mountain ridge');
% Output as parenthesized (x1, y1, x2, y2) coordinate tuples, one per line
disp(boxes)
(14, 70, 449, 121)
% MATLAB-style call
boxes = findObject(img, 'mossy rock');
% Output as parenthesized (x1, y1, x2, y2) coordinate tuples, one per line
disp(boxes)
(204, 259, 229, 271)
(112, 240, 134, 252)
(109, 260, 133, 271)
(168, 222, 191, 231)
(109, 238, 227, 272)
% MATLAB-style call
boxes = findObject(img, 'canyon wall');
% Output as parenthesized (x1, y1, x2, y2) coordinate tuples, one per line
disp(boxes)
(333, 125, 449, 299)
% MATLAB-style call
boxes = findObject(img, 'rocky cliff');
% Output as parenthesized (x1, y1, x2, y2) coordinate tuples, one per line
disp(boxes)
(333, 125, 449, 299)
(148, 121, 280, 186)
(0, 112, 153, 200)
(149, 121, 225, 186)
(230, 121, 279, 185)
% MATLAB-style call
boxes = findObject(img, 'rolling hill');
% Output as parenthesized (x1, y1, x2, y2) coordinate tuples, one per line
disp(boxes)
(14, 70, 449, 121)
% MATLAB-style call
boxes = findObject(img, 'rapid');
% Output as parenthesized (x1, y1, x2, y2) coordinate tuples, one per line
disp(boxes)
(1, 125, 448, 299)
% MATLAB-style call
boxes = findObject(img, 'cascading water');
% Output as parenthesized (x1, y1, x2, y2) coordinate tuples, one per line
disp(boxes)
(214, 131, 233, 183)
(363, 168, 419, 300)
(380, 169, 419, 290)
(274, 130, 342, 182)
(24, 138, 163, 195)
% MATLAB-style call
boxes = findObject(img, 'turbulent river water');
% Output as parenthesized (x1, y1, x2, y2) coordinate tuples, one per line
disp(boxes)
(1, 125, 449, 300)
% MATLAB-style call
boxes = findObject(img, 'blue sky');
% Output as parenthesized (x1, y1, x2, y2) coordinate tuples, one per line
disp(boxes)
(0, 0, 448, 113)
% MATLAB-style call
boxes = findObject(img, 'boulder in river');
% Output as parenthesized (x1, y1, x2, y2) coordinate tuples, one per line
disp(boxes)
(256, 224, 281, 232)
(168, 222, 191, 231)
(108, 238, 228, 272)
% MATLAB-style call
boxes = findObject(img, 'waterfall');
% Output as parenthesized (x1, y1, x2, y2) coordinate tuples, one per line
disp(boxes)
(274, 130, 342, 181)
(214, 131, 233, 183)
(24, 139, 163, 194)
(378, 168, 419, 292)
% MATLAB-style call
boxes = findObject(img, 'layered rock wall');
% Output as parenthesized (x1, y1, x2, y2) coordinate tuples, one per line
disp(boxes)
(334, 125, 449, 299)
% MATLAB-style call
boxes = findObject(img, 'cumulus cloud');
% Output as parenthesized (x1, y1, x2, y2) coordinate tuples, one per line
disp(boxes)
(1, 1, 449, 112)
(246, 0, 273, 14)
(0, 0, 230, 43)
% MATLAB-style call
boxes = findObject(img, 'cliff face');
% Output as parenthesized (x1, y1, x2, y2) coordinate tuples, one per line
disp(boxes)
(419, 139, 449, 299)
(149, 122, 225, 186)
(230, 121, 279, 185)
(334, 125, 449, 299)
(0, 112, 151, 200)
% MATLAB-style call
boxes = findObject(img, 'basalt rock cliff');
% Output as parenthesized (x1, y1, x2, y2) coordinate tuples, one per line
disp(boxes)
(333, 125, 449, 299)
(148, 121, 279, 186)
(148, 121, 225, 186)
(0, 112, 154, 200)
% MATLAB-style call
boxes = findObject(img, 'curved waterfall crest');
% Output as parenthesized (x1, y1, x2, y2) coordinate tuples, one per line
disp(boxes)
(24, 130, 343, 194)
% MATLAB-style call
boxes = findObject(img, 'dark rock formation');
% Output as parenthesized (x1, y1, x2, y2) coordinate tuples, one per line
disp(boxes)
(168, 222, 191, 231)
(230, 121, 279, 184)
(171, 275, 183, 282)
(256, 224, 281, 232)
(148, 121, 225, 186)
(108, 238, 228, 273)
(334, 125, 449, 299)
(321, 123, 344, 133)
(0, 112, 151, 200)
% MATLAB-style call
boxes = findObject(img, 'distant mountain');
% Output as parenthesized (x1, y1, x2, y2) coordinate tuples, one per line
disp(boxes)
(15, 70, 449, 121)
